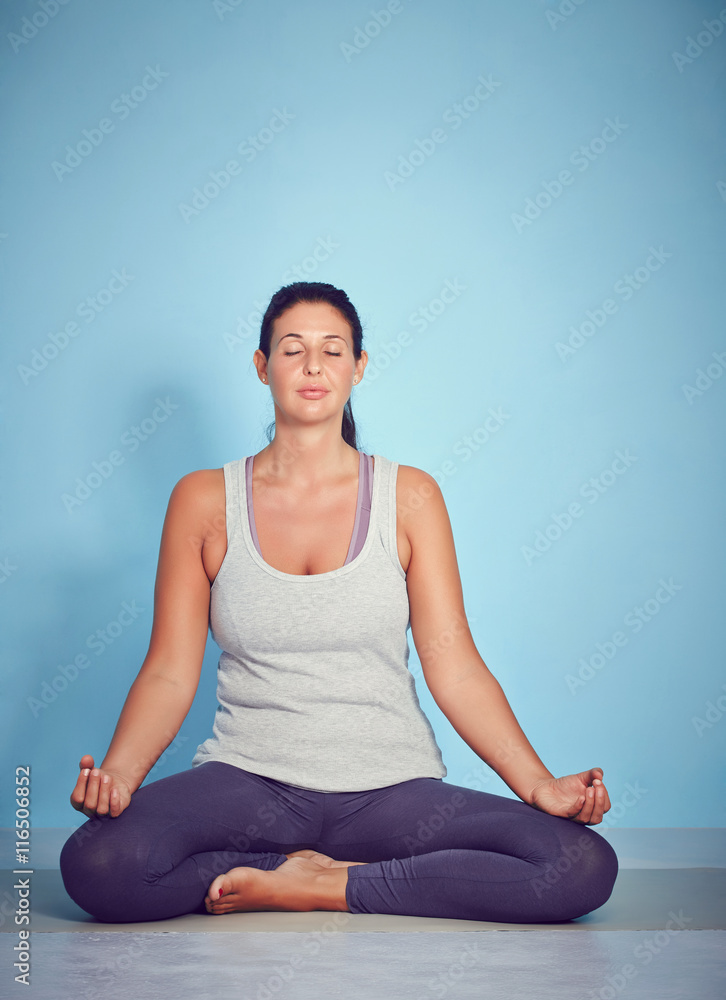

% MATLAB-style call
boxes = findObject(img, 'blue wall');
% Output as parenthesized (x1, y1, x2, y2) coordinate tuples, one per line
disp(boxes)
(1, 0, 724, 827)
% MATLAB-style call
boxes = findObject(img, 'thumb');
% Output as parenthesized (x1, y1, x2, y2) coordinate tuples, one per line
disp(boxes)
(79, 754, 95, 770)
(581, 767, 603, 785)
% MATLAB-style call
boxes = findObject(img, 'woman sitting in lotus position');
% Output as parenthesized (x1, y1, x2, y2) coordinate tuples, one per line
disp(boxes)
(60, 281, 618, 923)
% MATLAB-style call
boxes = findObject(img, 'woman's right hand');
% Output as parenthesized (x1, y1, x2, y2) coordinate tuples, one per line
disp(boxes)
(70, 754, 132, 819)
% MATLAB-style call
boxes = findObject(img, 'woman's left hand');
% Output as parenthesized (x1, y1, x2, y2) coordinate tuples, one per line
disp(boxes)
(528, 767, 611, 825)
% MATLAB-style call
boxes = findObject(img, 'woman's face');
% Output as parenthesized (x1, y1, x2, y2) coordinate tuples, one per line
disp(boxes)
(258, 300, 366, 419)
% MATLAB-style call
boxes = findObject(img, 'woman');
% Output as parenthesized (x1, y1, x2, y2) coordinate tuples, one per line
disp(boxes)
(60, 281, 618, 923)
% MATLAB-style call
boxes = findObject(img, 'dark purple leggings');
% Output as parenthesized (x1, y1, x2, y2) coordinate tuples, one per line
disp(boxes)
(60, 761, 618, 924)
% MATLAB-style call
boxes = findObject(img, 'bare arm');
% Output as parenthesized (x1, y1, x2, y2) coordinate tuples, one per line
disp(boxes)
(70, 470, 221, 817)
(400, 466, 609, 822)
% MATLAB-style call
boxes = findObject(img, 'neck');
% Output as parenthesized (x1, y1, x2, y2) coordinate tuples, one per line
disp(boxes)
(255, 425, 358, 488)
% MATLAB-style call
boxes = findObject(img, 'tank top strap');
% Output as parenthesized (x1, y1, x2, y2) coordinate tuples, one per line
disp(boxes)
(222, 460, 245, 545)
(376, 454, 405, 578)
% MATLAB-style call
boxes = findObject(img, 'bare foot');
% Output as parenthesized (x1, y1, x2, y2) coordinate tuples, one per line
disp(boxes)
(205, 856, 354, 915)
(285, 848, 367, 869)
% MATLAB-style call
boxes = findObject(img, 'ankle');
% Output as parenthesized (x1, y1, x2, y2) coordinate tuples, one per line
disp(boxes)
(314, 867, 350, 912)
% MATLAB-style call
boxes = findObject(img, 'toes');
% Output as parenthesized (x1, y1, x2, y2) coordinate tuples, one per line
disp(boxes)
(206, 873, 229, 910)
(208, 898, 233, 914)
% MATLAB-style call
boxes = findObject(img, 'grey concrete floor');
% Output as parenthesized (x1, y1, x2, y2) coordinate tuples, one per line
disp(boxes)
(2, 930, 724, 1000)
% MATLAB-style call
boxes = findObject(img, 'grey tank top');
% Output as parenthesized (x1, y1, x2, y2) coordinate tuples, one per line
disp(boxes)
(191, 452, 447, 792)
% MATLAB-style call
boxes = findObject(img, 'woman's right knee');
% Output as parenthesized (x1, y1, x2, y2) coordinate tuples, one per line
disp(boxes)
(535, 824, 619, 921)
(60, 817, 148, 922)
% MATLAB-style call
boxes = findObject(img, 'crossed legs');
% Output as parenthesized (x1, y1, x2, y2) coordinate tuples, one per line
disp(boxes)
(60, 762, 618, 924)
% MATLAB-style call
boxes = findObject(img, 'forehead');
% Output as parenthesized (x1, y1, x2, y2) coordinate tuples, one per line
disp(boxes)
(272, 301, 352, 345)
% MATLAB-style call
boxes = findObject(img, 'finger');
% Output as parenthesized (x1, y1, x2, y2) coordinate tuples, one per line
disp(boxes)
(579, 786, 596, 824)
(70, 768, 91, 810)
(589, 785, 606, 825)
(82, 768, 102, 816)
(96, 774, 112, 816)
(79, 754, 95, 771)
(109, 785, 122, 819)
(581, 767, 600, 786)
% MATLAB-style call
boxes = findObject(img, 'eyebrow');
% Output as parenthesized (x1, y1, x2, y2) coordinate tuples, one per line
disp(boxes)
(278, 333, 346, 342)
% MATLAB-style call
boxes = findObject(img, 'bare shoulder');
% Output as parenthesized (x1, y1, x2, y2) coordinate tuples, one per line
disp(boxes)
(396, 463, 438, 489)
(165, 468, 226, 541)
(171, 468, 225, 503)
(395, 463, 449, 527)
(393, 463, 453, 574)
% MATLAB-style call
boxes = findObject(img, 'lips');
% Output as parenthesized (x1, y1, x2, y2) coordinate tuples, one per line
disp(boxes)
(297, 386, 329, 395)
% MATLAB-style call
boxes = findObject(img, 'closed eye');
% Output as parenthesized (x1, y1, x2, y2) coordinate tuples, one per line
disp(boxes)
(284, 351, 341, 356)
